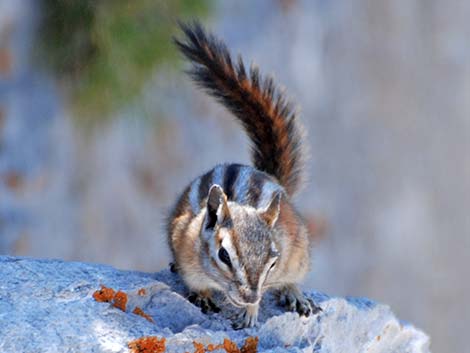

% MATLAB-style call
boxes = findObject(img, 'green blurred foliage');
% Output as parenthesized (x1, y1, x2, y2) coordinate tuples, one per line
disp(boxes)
(38, 0, 212, 123)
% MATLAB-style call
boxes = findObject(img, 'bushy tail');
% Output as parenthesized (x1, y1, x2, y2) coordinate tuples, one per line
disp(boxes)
(174, 21, 305, 196)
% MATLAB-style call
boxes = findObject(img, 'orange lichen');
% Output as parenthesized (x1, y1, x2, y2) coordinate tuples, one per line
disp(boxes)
(206, 343, 224, 351)
(93, 285, 129, 312)
(93, 285, 115, 303)
(113, 290, 128, 311)
(241, 337, 259, 353)
(128, 336, 166, 353)
(193, 341, 207, 353)
(223, 338, 240, 353)
(138, 288, 147, 296)
(133, 306, 154, 323)
(191, 337, 258, 353)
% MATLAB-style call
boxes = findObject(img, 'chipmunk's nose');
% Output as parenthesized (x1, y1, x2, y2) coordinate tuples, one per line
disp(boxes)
(239, 285, 259, 304)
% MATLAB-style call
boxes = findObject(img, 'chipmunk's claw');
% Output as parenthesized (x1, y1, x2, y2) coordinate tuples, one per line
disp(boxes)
(308, 298, 323, 315)
(188, 292, 220, 314)
(278, 286, 322, 317)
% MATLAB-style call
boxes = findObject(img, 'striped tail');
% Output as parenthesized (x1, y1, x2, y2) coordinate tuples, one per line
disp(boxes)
(174, 21, 305, 196)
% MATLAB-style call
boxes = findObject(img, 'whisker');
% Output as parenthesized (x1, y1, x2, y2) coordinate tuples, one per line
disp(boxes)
(262, 282, 283, 289)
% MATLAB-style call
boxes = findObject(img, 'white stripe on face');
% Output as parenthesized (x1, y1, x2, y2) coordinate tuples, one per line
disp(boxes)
(259, 255, 278, 291)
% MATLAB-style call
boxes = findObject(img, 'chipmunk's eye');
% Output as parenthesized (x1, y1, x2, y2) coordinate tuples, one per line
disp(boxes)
(269, 260, 277, 271)
(218, 247, 232, 267)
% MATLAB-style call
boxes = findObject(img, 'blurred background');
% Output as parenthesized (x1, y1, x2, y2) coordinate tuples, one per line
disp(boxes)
(1, 1, 468, 352)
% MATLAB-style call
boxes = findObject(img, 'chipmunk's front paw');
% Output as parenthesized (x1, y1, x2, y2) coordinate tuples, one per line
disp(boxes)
(278, 285, 322, 317)
(232, 304, 259, 330)
(188, 292, 220, 314)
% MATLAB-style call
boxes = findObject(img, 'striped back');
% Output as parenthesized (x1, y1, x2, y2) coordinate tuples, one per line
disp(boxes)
(183, 163, 284, 217)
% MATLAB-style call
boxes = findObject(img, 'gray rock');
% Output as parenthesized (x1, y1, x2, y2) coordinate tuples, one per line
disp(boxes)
(0, 256, 430, 352)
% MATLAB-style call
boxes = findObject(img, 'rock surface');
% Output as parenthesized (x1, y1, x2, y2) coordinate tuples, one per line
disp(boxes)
(0, 256, 430, 352)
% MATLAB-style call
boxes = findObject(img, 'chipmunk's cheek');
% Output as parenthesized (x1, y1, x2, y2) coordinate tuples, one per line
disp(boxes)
(227, 285, 239, 299)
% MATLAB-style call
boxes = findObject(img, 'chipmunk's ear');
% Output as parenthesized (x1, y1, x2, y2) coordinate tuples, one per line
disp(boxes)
(204, 185, 230, 230)
(259, 192, 282, 228)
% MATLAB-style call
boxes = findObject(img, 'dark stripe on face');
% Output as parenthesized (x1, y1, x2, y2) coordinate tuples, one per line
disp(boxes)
(211, 257, 233, 281)
(201, 243, 229, 283)
(198, 169, 215, 206)
(223, 164, 241, 200)
(200, 231, 234, 281)
(246, 171, 266, 207)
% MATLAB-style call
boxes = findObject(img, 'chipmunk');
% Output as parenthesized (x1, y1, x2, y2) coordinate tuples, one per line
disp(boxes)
(168, 21, 321, 329)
